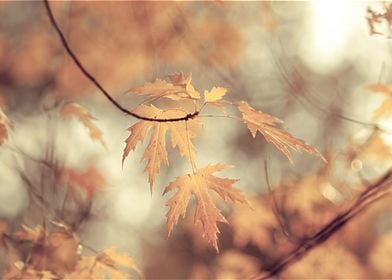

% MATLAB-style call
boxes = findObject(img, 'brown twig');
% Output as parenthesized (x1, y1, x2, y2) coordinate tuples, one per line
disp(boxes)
(43, 0, 199, 123)
(255, 169, 392, 280)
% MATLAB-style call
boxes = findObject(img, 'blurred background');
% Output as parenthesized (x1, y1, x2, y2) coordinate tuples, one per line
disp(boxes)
(0, 1, 392, 278)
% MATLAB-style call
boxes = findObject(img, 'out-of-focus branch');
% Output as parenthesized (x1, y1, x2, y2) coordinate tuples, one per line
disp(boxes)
(255, 169, 392, 280)
(43, 0, 199, 123)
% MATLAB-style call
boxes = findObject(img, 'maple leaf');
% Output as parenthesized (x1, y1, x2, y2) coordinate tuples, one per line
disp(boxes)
(0, 107, 13, 146)
(12, 224, 80, 277)
(60, 102, 106, 147)
(127, 72, 200, 100)
(96, 247, 142, 276)
(238, 101, 325, 163)
(357, 132, 392, 163)
(204, 86, 228, 111)
(163, 164, 248, 251)
(204, 86, 227, 103)
(66, 247, 141, 279)
(123, 104, 201, 189)
(367, 83, 392, 119)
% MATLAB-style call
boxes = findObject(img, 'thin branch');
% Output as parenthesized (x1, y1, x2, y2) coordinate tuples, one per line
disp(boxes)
(254, 169, 392, 280)
(43, 0, 199, 123)
(264, 160, 303, 244)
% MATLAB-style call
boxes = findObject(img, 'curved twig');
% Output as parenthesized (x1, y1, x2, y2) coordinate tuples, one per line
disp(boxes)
(255, 169, 392, 280)
(43, 0, 199, 123)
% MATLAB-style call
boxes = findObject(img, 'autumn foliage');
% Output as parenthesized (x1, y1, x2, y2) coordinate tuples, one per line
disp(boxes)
(0, 1, 392, 280)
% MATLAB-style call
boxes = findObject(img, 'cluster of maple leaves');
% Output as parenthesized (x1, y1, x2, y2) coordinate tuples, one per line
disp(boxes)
(1, 68, 391, 277)
(1, 1, 392, 279)
(0, 222, 141, 279)
(119, 72, 325, 250)
(1, 72, 325, 254)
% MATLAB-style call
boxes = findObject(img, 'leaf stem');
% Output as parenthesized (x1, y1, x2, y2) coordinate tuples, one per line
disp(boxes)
(185, 120, 197, 174)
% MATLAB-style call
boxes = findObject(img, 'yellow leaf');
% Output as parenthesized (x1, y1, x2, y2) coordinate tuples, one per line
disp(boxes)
(238, 101, 325, 163)
(123, 104, 201, 190)
(358, 132, 392, 162)
(163, 164, 248, 251)
(60, 102, 106, 147)
(98, 247, 142, 276)
(204, 86, 227, 102)
(128, 72, 200, 100)
(367, 84, 392, 95)
(374, 98, 392, 119)
(367, 83, 392, 119)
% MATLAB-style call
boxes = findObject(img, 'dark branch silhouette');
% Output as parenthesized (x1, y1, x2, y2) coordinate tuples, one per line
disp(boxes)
(255, 169, 392, 280)
(43, 0, 199, 123)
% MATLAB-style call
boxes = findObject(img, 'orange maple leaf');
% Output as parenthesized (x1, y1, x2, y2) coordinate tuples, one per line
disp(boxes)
(238, 101, 325, 163)
(367, 83, 392, 119)
(163, 164, 248, 251)
(60, 102, 106, 147)
(127, 72, 200, 101)
(59, 167, 106, 202)
(123, 104, 201, 190)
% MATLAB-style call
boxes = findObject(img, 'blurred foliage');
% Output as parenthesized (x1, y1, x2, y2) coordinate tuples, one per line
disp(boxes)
(0, 1, 392, 279)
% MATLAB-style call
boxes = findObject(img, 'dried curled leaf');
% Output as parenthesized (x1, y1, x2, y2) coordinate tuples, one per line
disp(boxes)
(60, 102, 106, 147)
(238, 101, 325, 163)
(127, 72, 200, 101)
(367, 83, 392, 119)
(367, 3, 392, 36)
(123, 104, 201, 190)
(163, 164, 248, 251)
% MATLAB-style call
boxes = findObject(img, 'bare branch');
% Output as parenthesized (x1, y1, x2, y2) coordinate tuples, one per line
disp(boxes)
(255, 169, 392, 280)
(43, 0, 199, 123)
